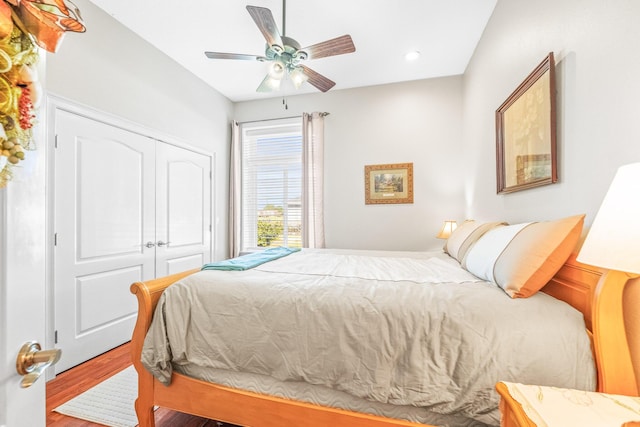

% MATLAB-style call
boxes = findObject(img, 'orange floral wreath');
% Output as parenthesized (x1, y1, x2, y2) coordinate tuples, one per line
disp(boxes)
(0, 0, 85, 187)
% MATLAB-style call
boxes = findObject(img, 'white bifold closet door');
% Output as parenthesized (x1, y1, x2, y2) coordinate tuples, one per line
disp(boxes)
(54, 109, 211, 373)
(155, 142, 211, 277)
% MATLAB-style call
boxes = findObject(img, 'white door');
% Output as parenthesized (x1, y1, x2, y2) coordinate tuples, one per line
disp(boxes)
(155, 143, 211, 276)
(54, 110, 157, 373)
(0, 126, 48, 426)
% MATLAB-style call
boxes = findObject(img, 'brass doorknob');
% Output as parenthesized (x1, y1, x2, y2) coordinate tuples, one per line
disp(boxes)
(16, 341, 61, 388)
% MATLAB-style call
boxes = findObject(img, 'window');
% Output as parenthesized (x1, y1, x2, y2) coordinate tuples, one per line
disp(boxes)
(241, 118, 302, 251)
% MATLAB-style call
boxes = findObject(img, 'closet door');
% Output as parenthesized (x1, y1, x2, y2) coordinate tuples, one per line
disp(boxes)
(54, 110, 156, 373)
(155, 143, 211, 276)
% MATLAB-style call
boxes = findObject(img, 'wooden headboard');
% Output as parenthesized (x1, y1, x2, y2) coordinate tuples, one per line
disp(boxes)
(624, 278, 640, 394)
(542, 253, 639, 396)
(541, 253, 603, 333)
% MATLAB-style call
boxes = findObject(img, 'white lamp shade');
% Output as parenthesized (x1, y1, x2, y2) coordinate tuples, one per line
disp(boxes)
(577, 162, 640, 274)
(436, 220, 458, 239)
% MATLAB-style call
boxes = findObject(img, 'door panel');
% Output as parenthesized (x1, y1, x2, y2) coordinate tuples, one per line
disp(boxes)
(77, 140, 145, 259)
(169, 161, 205, 245)
(156, 143, 211, 277)
(75, 267, 140, 335)
(54, 110, 156, 373)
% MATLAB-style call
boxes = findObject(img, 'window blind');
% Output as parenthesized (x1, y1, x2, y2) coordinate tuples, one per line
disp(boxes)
(241, 118, 303, 251)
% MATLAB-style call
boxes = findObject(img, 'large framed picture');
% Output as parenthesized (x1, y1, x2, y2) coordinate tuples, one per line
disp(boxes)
(364, 163, 413, 204)
(496, 52, 557, 194)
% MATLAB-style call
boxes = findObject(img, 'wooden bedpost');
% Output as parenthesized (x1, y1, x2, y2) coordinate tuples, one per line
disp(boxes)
(592, 270, 640, 396)
(130, 269, 199, 427)
(131, 280, 158, 427)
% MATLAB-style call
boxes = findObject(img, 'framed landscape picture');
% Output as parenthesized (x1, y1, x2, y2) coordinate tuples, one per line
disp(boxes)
(364, 163, 413, 204)
(496, 52, 557, 194)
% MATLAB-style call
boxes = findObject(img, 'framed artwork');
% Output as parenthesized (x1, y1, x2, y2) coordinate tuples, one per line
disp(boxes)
(496, 52, 557, 194)
(364, 163, 413, 204)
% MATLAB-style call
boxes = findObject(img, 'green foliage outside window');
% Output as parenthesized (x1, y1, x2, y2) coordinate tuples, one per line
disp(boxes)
(257, 219, 284, 247)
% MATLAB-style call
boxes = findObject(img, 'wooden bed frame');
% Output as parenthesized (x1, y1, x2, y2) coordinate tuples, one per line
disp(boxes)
(130, 254, 638, 427)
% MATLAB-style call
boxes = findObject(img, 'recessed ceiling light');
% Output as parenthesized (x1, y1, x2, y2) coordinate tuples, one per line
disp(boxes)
(405, 51, 421, 61)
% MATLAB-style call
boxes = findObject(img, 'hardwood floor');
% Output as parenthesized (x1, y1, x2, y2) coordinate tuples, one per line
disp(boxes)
(46, 342, 230, 426)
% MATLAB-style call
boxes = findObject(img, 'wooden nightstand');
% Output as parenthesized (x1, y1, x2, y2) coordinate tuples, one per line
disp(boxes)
(496, 382, 640, 427)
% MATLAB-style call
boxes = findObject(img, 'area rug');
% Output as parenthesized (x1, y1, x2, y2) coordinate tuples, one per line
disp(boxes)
(54, 366, 142, 427)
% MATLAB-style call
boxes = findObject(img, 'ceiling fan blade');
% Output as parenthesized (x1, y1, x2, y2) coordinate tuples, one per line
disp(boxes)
(300, 65, 335, 92)
(204, 51, 266, 61)
(301, 35, 356, 60)
(246, 6, 283, 50)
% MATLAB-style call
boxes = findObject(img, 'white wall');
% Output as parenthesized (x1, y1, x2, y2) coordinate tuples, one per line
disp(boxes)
(462, 0, 640, 227)
(45, 0, 234, 259)
(44, 0, 640, 254)
(235, 77, 465, 251)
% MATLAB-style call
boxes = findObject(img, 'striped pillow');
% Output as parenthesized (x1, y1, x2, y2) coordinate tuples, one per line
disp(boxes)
(444, 220, 506, 262)
(462, 214, 585, 298)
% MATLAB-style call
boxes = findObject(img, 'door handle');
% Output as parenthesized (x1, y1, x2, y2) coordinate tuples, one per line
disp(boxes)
(145, 241, 156, 248)
(157, 240, 171, 247)
(16, 341, 61, 388)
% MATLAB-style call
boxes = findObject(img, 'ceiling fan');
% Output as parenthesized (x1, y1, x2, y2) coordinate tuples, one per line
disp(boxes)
(204, 1, 356, 93)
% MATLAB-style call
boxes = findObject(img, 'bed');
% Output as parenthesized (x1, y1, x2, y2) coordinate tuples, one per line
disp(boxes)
(130, 215, 639, 427)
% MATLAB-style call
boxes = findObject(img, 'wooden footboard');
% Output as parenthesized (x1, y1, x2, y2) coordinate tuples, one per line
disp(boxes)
(130, 269, 430, 427)
(130, 269, 199, 427)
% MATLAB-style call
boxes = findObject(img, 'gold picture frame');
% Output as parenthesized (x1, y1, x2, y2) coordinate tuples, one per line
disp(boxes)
(496, 52, 557, 194)
(364, 163, 413, 204)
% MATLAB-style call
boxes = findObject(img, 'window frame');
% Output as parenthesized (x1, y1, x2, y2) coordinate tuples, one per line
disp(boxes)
(240, 117, 303, 252)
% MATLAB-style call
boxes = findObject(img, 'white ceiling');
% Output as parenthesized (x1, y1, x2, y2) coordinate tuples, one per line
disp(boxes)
(88, 0, 497, 102)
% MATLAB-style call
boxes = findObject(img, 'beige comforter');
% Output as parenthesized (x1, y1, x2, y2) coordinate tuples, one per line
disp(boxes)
(141, 249, 596, 425)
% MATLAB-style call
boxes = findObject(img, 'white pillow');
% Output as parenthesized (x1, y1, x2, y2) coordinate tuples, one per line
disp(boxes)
(461, 215, 585, 298)
(444, 220, 506, 262)
(462, 222, 530, 282)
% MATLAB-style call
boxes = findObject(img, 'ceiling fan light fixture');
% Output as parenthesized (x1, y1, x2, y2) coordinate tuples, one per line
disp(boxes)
(289, 67, 308, 89)
(257, 74, 282, 92)
(268, 61, 285, 79)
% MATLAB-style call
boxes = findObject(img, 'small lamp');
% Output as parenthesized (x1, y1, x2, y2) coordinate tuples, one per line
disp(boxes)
(436, 220, 458, 239)
(576, 162, 640, 396)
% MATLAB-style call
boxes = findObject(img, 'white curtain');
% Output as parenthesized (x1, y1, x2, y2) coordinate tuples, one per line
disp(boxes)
(302, 112, 326, 248)
(228, 120, 241, 257)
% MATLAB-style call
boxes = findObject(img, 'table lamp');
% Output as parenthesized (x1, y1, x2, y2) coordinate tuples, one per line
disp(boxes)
(577, 162, 640, 396)
(436, 220, 457, 239)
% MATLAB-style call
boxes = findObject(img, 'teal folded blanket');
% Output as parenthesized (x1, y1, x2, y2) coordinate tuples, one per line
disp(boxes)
(202, 247, 301, 271)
